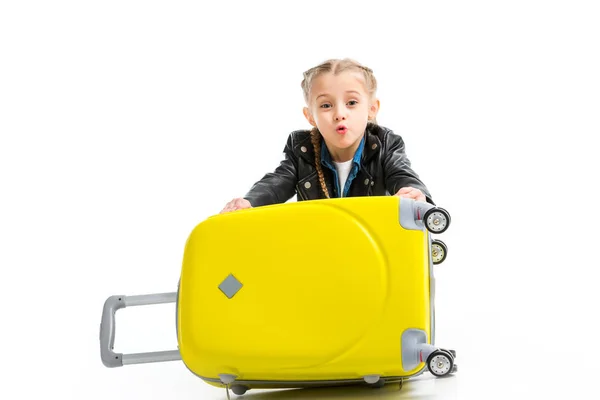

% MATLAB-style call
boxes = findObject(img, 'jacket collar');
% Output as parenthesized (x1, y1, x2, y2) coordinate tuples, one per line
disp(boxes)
(362, 123, 382, 164)
(295, 123, 381, 165)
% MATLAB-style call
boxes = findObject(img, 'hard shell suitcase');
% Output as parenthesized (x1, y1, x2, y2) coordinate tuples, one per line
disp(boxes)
(100, 196, 456, 396)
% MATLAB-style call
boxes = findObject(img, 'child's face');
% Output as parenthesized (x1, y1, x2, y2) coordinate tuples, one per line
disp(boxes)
(303, 70, 379, 161)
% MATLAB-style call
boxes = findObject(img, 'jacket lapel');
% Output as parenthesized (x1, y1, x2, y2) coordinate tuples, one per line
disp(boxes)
(294, 134, 316, 165)
(296, 125, 381, 166)
(362, 125, 382, 164)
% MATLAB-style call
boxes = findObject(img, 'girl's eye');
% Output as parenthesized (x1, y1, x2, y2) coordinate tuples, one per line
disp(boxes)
(320, 103, 331, 109)
(348, 100, 358, 106)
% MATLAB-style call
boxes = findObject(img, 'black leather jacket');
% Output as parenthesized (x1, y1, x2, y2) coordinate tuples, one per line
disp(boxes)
(243, 123, 433, 206)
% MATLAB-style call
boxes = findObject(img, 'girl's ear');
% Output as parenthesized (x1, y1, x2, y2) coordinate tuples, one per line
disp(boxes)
(303, 107, 317, 127)
(369, 99, 380, 121)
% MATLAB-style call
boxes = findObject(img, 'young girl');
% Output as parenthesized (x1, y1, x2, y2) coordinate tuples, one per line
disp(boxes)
(220, 58, 433, 213)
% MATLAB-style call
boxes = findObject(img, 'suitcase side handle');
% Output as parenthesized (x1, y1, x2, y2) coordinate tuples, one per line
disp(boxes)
(100, 292, 182, 368)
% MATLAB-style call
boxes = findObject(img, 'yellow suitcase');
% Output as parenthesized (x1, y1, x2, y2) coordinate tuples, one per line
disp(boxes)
(100, 196, 456, 396)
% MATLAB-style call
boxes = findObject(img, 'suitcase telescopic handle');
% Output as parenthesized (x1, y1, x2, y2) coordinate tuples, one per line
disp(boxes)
(100, 292, 182, 368)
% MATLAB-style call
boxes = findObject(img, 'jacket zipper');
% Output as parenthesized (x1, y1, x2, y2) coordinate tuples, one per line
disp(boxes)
(296, 185, 306, 200)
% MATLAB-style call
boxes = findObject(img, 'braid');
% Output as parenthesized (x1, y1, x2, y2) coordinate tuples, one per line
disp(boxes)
(310, 128, 330, 199)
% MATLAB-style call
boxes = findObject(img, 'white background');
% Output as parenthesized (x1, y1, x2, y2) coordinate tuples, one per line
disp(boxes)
(1, 1, 599, 399)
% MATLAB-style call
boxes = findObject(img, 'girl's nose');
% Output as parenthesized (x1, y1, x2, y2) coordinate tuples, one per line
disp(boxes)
(335, 113, 346, 121)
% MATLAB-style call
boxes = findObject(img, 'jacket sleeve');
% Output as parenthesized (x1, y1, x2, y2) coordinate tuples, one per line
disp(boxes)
(243, 134, 299, 207)
(382, 131, 435, 205)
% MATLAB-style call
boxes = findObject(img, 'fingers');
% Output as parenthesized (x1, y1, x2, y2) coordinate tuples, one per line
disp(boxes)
(220, 198, 252, 214)
(395, 187, 413, 195)
(220, 202, 233, 214)
(394, 187, 426, 202)
(414, 192, 426, 202)
(220, 200, 238, 214)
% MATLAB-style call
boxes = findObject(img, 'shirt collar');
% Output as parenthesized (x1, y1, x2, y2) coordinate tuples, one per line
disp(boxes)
(321, 134, 365, 169)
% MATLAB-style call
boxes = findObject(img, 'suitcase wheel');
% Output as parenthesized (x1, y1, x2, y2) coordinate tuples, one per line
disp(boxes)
(369, 379, 386, 389)
(230, 385, 249, 395)
(431, 240, 448, 264)
(426, 349, 454, 377)
(423, 207, 451, 234)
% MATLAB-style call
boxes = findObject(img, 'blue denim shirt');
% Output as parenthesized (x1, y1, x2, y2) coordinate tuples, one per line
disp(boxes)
(320, 135, 366, 197)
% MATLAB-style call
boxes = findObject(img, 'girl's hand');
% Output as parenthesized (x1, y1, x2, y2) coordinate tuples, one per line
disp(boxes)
(220, 198, 253, 213)
(394, 187, 426, 202)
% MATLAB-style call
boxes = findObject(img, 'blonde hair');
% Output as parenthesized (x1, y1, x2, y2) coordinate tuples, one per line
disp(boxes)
(301, 58, 378, 199)
(301, 58, 378, 104)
